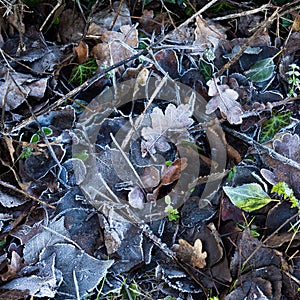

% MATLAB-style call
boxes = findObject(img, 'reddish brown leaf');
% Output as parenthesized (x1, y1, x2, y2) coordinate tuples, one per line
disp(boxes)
(75, 41, 89, 64)
(160, 158, 188, 185)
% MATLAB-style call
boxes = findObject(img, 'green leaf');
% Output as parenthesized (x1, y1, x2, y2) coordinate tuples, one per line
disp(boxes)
(223, 183, 274, 212)
(259, 111, 291, 143)
(42, 127, 53, 136)
(69, 58, 98, 85)
(271, 182, 299, 208)
(30, 133, 39, 143)
(20, 147, 32, 159)
(245, 57, 275, 83)
(73, 150, 89, 162)
(199, 59, 213, 81)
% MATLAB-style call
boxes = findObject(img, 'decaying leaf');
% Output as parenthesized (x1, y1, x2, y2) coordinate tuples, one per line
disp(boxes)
(206, 79, 243, 124)
(141, 103, 194, 155)
(261, 133, 300, 197)
(75, 41, 89, 64)
(147, 158, 188, 202)
(173, 238, 207, 269)
(91, 25, 138, 72)
(193, 16, 226, 53)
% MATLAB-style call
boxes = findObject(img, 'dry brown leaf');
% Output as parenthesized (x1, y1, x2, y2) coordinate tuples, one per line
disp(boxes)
(139, 9, 169, 34)
(75, 41, 89, 64)
(173, 239, 207, 269)
(194, 16, 226, 53)
(160, 158, 188, 185)
(91, 25, 138, 72)
(146, 158, 188, 202)
(206, 79, 243, 124)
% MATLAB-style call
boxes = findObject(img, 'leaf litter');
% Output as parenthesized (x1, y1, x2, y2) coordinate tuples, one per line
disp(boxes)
(0, 1, 300, 299)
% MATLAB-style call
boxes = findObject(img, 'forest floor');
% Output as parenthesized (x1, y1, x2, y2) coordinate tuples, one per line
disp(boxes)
(0, 0, 300, 299)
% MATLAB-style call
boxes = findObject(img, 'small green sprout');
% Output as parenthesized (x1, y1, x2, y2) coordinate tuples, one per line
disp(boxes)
(20, 127, 53, 159)
(286, 63, 300, 97)
(271, 182, 299, 209)
(164, 195, 180, 221)
(69, 58, 98, 85)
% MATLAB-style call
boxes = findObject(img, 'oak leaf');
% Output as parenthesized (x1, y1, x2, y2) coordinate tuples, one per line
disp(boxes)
(173, 239, 207, 269)
(141, 103, 194, 155)
(206, 79, 243, 124)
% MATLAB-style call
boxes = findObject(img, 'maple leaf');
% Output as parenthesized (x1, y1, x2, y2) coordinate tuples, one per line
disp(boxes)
(141, 103, 194, 156)
(205, 79, 243, 124)
(173, 239, 207, 269)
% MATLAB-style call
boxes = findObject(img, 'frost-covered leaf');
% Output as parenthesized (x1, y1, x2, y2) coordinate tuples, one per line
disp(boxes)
(261, 133, 300, 197)
(141, 104, 194, 155)
(1, 254, 61, 298)
(193, 16, 226, 53)
(0, 73, 48, 111)
(40, 244, 114, 298)
(245, 57, 275, 83)
(223, 45, 262, 59)
(259, 111, 291, 143)
(23, 217, 70, 265)
(0, 189, 28, 208)
(173, 239, 207, 269)
(223, 183, 274, 212)
(206, 80, 243, 124)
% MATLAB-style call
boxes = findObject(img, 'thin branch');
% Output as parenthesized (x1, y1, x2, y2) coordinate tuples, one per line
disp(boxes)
(0, 179, 55, 209)
(223, 126, 300, 171)
(215, 7, 280, 77)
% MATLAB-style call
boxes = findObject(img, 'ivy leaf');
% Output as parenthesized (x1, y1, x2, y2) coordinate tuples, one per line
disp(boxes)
(223, 183, 274, 212)
(199, 59, 213, 81)
(245, 57, 275, 83)
(259, 111, 291, 143)
(206, 79, 243, 124)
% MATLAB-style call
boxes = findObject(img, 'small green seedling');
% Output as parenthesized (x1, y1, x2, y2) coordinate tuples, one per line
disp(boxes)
(286, 63, 300, 97)
(69, 58, 98, 85)
(164, 195, 180, 221)
(271, 181, 299, 209)
(20, 127, 53, 159)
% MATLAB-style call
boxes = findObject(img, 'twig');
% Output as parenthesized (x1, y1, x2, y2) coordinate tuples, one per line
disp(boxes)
(120, 73, 169, 149)
(215, 7, 280, 77)
(242, 212, 299, 268)
(110, 133, 146, 189)
(40, 0, 63, 32)
(73, 270, 81, 300)
(0, 179, 55, 209)
(223, 126, 300, 171)
(211, 4, 270, 21)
